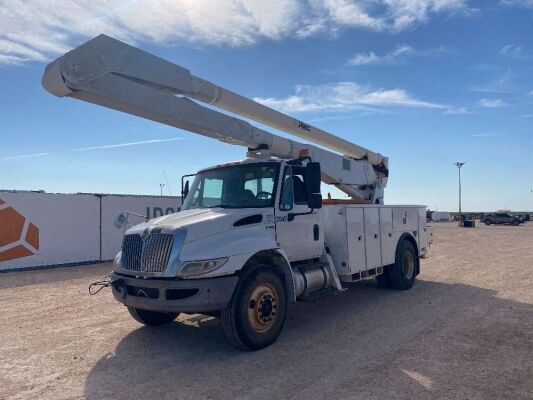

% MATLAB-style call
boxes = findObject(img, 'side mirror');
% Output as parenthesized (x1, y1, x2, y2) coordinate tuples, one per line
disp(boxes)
(307, 192, 322, 209)
(182, 180, 190, 199)
(181, 173, 196, 202)
(305, 162, 321, 194)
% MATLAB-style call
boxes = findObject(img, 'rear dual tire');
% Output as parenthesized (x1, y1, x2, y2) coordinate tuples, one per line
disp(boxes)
(376, 240, 418, 290)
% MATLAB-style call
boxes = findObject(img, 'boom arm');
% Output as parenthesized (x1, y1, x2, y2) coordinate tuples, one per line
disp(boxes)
(42, 35, 387, 203)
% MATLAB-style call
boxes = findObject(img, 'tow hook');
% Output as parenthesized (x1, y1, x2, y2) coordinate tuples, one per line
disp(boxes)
(89, 277, 124, 298)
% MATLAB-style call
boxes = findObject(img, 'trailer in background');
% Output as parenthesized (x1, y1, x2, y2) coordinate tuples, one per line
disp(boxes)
(432, 211, 452, 222)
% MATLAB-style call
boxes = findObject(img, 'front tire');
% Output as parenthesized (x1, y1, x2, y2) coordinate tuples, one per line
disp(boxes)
(127, 306, 179, 326)
(485, 220, 491, 225)
(388, 240, 418, 290)
(221, 268, 287, 351)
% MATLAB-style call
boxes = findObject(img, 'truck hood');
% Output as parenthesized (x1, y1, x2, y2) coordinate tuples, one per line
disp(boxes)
(125, 208, 269, 243)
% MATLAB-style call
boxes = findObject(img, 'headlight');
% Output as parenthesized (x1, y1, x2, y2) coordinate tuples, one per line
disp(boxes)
(178, 257, 228, 277)
(113, 251, 122, 268)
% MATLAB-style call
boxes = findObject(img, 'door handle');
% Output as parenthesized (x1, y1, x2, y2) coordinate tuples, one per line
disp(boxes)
(313, 224, 319, 241)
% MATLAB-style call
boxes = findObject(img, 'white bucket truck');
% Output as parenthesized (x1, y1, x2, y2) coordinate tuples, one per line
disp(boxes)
(43, 35, 432, 350)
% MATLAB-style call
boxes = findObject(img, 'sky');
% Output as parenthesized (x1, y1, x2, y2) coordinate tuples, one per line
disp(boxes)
(0, 0, 532, 212)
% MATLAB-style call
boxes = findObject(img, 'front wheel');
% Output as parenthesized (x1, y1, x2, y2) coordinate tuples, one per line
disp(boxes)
(485, 220, 491, 225)
(221, 268, 287, 351)
(387, 240, 418, 290)
(127, 306, 179, 326)
(512, 220, 519, 226)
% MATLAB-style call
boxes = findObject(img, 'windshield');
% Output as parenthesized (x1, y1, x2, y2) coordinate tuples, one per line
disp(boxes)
(182, 163, 279, 210)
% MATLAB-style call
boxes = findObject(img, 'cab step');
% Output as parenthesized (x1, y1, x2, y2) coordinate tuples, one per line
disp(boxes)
(298, 287, 341, 302)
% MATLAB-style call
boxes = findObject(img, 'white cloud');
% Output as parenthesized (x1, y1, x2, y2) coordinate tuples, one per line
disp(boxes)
(444, 107, 469, 114)
(72, 138, 184, 152)
(349, 45, 414, 66)
(253, 81, 445, 113)
(469, 133, 500, 137)
(0, 0, 472, 65)
(1, 152, 50, 161)
(348, 44, 449, 66)
(500, 0, 533, 7)
(382, 0, 473, 31)
(499, 44, 530, 59)
(1, 138, 183, 161)
(471, 70, 518, 94)
(478, 98, 507, 108)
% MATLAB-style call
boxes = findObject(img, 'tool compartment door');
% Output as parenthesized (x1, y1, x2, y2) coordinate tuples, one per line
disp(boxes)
(364, 208, 382, 269)
(379, 207, 395, 265)
(346, 207, 366, 273)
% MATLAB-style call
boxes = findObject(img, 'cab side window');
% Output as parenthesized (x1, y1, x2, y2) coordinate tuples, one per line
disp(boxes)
(279, 167, 293, 211)
(291, 166, 308, 205)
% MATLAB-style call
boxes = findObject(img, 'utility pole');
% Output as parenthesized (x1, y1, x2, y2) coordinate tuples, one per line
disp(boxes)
(454, 162, 465, 219)
(159, 183, 165, 197)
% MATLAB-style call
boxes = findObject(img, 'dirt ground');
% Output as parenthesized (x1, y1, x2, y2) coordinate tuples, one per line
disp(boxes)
(1, 222, 532, 400)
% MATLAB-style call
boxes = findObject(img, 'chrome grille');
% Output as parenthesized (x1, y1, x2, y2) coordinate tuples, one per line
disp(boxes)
(122, 234, 143, 270)
(121, 233, 174, 273)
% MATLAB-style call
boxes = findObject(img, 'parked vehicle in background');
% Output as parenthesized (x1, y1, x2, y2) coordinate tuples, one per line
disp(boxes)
(516, 215, 529, 223)
(484, 213, 522, 226)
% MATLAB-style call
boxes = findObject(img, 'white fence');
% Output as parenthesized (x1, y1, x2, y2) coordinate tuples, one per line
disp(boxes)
(0, 191, 181, 271)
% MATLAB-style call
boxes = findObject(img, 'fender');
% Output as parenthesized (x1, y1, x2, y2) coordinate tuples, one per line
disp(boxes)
(240, 248, 297, 302)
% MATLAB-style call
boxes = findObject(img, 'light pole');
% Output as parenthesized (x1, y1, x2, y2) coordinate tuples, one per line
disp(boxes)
(454, 162, 465, 219)
(159, 183, 165, 197)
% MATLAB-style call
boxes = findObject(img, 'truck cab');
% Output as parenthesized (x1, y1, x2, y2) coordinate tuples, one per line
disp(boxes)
(111, 158, 332, 349)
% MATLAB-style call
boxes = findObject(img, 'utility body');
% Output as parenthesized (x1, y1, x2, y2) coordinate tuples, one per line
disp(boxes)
(43, 35, 433, 350)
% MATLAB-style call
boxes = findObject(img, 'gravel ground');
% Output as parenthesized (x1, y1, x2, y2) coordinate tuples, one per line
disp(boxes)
(1, 222, 532, 400)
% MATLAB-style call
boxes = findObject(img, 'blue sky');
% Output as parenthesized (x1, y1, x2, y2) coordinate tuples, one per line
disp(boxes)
(0, 0, 532, 211)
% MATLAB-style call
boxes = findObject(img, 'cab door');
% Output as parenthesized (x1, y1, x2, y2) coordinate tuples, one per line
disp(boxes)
(275, 165, 322, 261)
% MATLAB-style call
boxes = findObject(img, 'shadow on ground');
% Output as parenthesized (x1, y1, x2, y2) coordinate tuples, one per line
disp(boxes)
(0, 263, 111, 289)
(84, 279, 533, 400)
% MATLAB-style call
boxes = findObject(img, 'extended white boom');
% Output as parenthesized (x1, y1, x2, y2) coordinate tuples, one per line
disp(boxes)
(42, 35, 388, 203)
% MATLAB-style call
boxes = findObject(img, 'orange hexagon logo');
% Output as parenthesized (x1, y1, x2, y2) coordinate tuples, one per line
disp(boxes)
(0, 197, 40, 262)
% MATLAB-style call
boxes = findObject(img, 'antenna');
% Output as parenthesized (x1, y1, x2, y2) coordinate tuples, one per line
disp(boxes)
(163, 170, 173, 196)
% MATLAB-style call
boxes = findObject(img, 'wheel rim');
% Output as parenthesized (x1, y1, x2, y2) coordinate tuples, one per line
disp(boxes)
(403, 251, 415, 279)
(247, 282, 278, 333)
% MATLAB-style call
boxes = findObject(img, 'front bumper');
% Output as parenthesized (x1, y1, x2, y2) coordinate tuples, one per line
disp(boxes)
(110, 272, 239, 313)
